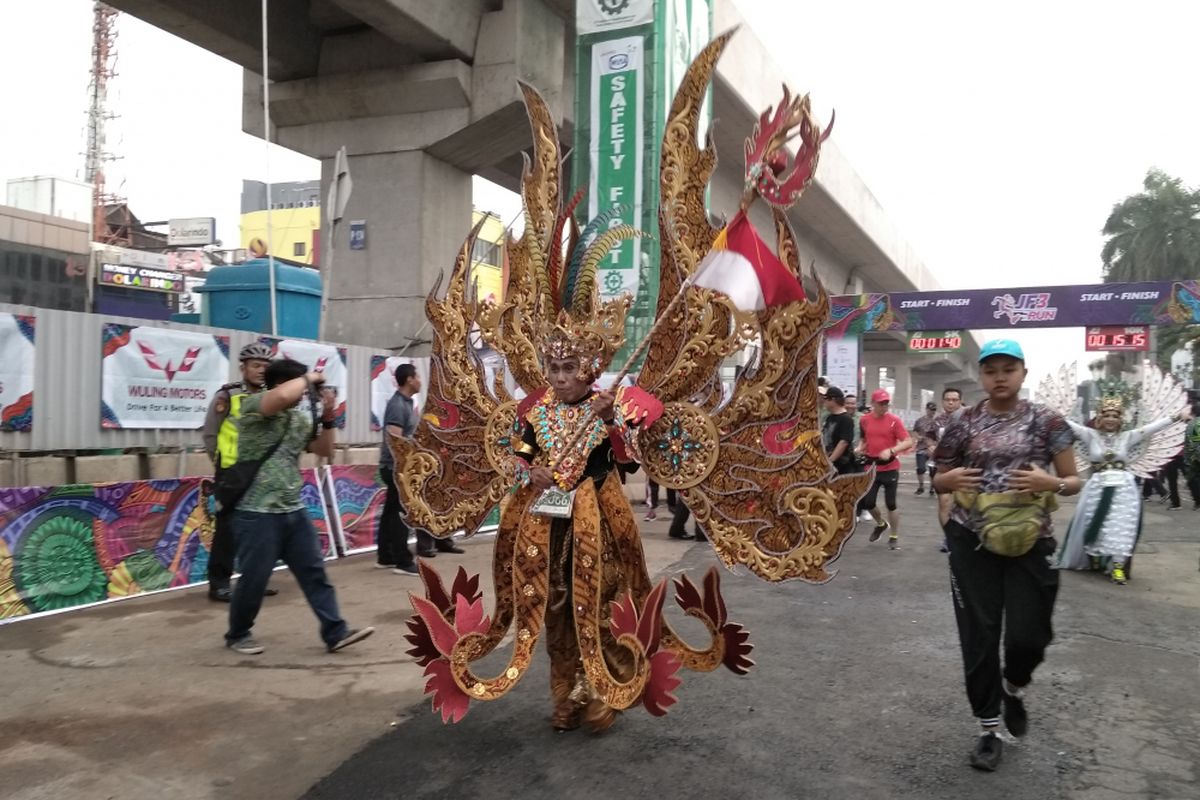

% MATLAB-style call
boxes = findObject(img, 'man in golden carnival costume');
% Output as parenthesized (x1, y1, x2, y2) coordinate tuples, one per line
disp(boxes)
(387, 30, 873, 731)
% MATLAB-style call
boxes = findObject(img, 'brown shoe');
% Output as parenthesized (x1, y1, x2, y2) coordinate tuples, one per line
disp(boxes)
(551, 702, 582, 731)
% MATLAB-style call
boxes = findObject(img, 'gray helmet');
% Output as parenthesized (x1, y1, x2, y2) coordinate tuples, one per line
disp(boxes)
(239, 342, 274, 362)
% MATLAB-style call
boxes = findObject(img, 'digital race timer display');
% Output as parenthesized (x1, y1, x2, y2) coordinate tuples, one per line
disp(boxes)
(1084, 326, 1149, 352)
(907, 330, 963, 353)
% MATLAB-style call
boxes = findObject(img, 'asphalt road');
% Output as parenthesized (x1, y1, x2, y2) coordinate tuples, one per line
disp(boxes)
(302, 492, 1200, 800)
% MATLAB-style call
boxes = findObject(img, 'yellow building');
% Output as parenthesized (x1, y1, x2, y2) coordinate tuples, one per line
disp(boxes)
(470, 209, 506, 302)
(239, 180, 322, 266)
(240, 206, 322, 266)
(238, 185, 506, 285)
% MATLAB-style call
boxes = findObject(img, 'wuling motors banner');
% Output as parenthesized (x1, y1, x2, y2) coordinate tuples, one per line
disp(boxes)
(100, 324, 230, 429)
(0, 313, 35, 432)
(575, 0, 711, 369)
(261, 338, 349, 428)
(827, 280, 1200, 334)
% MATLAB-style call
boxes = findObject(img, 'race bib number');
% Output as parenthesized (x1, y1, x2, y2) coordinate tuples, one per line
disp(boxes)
(532, 487, 575, 518)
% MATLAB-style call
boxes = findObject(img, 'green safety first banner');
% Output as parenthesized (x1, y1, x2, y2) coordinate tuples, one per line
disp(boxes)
(574, 0, 711, 370)
(588, 36, 645, 294)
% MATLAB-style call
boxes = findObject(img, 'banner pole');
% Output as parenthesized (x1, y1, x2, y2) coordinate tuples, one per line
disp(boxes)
(262, 0, 278, 336)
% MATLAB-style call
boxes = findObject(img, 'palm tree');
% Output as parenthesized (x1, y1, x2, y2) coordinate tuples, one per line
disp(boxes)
(1102, 170, 1200, 383)
(1101, 169, 1200, 283)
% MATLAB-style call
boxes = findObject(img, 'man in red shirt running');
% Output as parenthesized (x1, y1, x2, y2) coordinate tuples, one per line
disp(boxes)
(855, 389, 914, 549)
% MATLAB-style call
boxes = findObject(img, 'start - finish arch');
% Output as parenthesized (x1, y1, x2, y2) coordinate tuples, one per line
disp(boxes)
(823, 280, 1200, 415)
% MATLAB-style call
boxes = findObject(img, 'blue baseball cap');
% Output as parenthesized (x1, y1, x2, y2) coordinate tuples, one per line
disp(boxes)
(978, 339, 1025, 363)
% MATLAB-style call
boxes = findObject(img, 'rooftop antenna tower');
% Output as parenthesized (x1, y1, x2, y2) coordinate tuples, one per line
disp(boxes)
(84, 2, 129, 245)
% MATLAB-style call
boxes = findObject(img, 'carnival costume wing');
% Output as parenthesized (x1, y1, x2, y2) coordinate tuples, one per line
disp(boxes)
(634, 31, 872, 584)
(385, 216, 517, 539)
(1037, 362, 1089, 475)
(1127, 364, 1188, 478)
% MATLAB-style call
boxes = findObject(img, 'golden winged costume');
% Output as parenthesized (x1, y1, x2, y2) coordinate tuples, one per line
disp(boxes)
(390, 31, 873, 730)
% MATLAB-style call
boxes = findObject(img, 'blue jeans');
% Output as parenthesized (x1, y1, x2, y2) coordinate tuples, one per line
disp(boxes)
(225, 509, 349, 648)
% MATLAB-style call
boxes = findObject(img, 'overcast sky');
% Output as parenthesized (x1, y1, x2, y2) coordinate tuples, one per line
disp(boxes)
(3, 0, 1198, 392)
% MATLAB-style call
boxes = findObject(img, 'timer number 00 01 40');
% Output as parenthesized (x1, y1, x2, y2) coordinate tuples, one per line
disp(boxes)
(910, 336, 962, 350)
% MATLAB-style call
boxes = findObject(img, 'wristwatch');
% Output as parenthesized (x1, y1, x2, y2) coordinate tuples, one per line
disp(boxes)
(321, 419, 335, 430)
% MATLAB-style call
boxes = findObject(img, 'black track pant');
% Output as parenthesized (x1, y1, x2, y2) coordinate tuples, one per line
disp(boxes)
(208, 507, 235, 592)
(946, 520, 1059, 720)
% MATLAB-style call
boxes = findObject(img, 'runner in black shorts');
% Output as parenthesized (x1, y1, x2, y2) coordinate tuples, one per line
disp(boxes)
(855, 389, 914, 549)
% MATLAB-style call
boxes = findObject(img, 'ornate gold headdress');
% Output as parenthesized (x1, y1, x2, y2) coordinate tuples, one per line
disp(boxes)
(529, 189, 645, 378)
(1098, 394, 1124, 415)
(538, 296, 631, 378)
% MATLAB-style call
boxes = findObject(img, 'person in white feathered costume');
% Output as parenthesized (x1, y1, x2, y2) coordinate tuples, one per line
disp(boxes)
(1050, 376, 1190, 585)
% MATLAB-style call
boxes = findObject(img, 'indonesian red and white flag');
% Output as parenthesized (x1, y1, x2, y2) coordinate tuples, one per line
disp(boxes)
(692, 211, 806, 310)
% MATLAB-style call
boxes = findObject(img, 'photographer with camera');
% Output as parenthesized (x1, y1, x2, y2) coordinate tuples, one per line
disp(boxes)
(855, 389, 914, 550)
(222, 358, 374, 656)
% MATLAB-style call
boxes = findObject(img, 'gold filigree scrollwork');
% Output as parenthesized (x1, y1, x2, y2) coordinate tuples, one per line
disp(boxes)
(483, 400, 519, 476)
(638, 32, 733, 392)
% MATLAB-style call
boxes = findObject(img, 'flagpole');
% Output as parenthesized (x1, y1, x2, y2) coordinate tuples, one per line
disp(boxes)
(261, 0, 278, 336)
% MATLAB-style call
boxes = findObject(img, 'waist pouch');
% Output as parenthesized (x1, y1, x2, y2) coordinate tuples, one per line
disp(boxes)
(954, 490, 1057, 557)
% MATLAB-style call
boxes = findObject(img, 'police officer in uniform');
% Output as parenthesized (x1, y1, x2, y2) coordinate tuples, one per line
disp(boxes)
(202, 343, 278, 602)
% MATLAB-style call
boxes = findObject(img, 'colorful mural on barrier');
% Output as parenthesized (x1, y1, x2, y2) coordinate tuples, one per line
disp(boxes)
(322, 465, 500, 556)
(0, 478, 213, 620)
(301, 468, 338, 559)
(0, 471, 335, 623)
(325, 464, 385, 554)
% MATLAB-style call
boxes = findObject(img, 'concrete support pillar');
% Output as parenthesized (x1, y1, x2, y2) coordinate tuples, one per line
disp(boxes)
(320, 151, 470, 350)
(894, 365, 913, 413)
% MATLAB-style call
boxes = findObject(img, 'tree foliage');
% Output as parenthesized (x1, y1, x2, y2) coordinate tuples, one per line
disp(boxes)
(1101, 169, 1200, 283)
(1102, 169, 1200, 377)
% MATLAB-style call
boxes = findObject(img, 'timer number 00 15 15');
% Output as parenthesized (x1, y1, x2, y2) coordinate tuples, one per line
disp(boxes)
(1085, 329, 1148, 351)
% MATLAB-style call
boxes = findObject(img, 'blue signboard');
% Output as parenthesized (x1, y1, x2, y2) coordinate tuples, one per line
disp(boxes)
(349, 220, 367, 250)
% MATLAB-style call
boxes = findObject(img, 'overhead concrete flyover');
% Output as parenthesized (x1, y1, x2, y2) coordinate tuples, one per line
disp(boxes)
(106, 0, 977, 405)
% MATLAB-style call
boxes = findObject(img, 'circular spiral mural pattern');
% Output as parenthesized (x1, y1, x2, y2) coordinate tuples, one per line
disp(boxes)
(15, 515, 109, 612)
